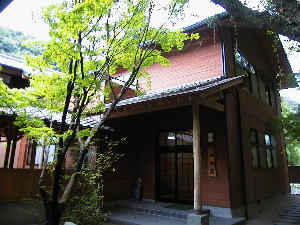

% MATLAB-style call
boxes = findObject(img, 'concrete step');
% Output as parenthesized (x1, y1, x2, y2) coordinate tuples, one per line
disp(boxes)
(109, 208, 246, 225)
(114, 202, 190, 220)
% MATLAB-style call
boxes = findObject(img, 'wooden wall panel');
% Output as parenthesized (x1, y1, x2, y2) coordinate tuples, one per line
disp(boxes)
(225, 91, 245, 208)
(0, 169, 51, 202)
(240, 113, 256, 203)
(238, 89, 288, 203)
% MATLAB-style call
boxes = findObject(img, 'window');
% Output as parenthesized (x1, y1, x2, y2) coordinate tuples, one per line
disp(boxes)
(159, 130, 192, 147)
(111, 73, 138, 90)
(251, 129, 260, 168)
(35, 143, 56, 165)
(234, 49, 257, 93)
(264, 134, 273, 168)
(250, 129, 277, 169)
(26, 139, 57, 166)
(265, 87, 272, 106)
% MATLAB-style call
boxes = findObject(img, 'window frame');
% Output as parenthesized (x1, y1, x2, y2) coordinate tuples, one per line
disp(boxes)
(234, 49, 257, 94)
(250, 129, 277, 170)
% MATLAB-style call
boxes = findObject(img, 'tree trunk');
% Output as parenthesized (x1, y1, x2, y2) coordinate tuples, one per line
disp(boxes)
(44, 203, 64, 225)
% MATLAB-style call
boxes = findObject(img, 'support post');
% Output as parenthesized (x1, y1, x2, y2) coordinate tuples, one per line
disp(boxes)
(29, 141, 37, 169)
(188, 104, 209, 225)
(192, 103, 201, 213)
(9, 138, 17, 169)
(3, 138, 11, 168)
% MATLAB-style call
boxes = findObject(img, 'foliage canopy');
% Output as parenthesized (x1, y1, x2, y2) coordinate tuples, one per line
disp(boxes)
(0, 0, 199, 224)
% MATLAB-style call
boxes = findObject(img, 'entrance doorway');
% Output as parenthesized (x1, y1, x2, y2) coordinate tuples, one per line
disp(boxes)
(158, 130, 193, 203)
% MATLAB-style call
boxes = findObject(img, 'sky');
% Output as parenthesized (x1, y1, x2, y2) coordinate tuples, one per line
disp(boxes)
(0, 0, 299, 103)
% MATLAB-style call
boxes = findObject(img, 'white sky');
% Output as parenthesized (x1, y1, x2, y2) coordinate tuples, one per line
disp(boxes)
(0, 0, 299, 103)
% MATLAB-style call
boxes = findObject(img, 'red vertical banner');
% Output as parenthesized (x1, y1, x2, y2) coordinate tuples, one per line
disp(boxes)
(208, 146, 217, 177)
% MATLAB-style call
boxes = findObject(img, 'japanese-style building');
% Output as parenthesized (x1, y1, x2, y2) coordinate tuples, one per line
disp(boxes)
(0, 13, 297, 219)
(101, 13, 295, 218)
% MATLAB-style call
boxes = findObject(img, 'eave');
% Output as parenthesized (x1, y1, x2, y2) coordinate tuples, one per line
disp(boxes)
(110, 75, 245, 118)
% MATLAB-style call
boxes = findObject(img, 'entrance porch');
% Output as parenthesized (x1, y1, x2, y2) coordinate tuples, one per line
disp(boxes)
(103, 76, 246, 220)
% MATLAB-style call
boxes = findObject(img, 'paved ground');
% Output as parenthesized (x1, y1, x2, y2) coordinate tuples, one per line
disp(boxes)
(0, 201, 44, 225)
(107, 200, 245, 225)
(1, 196, 300, 225)
(245, 195, 300, 225)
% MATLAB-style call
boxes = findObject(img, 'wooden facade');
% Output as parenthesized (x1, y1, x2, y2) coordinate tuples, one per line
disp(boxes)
(0, 14, 293, 218)
(102, 19, 292, 218)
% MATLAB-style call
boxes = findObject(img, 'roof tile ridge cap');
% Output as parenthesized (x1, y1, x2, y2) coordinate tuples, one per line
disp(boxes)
(115, 75, 224, 105)
(146, 75, 223, 95)
(0, 53, 26, 63)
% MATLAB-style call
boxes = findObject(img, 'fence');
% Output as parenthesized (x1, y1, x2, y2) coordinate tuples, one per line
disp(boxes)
(289, 166, 300, 184)
(0, 169, 44, 201)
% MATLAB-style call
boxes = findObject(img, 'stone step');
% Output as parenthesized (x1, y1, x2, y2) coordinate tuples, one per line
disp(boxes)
(109, 209, 246, 225)
(109, 209, 187, 225)
(115, 202, 190, 220)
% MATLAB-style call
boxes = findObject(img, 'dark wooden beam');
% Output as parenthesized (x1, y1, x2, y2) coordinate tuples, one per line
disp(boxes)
(29, 141, 37, 169)
(200, 100, 225, 112)
(3, 138, 11, 168)
(110, 94, 221, 118)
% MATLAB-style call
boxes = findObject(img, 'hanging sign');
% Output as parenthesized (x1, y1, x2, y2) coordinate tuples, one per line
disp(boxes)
(208, 146, 217, 177)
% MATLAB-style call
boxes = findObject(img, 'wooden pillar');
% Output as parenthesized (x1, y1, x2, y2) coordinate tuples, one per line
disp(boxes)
(29, 141, 37, 169)
(9, 138, 17, 169)
(193, 103, 202, 213)
(3, 138, 11, 168)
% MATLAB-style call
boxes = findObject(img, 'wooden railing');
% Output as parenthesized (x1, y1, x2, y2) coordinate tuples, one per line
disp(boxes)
(289, 166, 300, 184)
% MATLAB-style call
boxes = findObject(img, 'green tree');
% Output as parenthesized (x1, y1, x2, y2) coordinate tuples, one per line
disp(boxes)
(281, 101, 300, 165)
(1, 0, 198, 224)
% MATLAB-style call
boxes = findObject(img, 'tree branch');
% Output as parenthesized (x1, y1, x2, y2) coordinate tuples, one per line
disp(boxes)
(210, 0, 300, 42)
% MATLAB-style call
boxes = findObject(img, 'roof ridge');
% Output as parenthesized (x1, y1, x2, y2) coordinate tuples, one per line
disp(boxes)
(113, 75, 228, 107)
(142, 76, 223, 96)
(0, 53, 26, 64)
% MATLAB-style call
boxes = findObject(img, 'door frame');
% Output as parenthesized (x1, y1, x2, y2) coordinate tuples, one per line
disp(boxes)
(155, 129, 193, 204)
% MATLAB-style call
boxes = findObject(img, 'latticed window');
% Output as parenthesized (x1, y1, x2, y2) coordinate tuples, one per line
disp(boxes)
(234, 49, 257, 93)
(250, 129, 278, 169)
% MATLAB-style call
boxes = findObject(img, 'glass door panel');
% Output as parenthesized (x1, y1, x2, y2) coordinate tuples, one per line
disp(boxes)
(158, 130, 193, 203)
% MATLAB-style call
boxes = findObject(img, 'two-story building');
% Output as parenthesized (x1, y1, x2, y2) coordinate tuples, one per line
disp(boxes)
(101, 12, 295, 218)
(0, 13, 296, 219)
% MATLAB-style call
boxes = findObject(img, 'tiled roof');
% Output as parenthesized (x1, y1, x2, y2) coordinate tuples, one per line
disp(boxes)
(0, 54, 32, 76)
(0, 107, 110, 130)
(114, 75, 244, 108)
